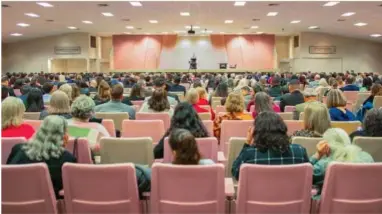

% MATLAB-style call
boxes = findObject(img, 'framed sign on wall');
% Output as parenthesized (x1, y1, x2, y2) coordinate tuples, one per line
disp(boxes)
(54, 46, 81, 55)
(309, 46, 336, 54)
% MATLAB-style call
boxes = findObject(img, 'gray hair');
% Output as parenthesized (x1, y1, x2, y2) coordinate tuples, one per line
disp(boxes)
(59, 84, 73, 101)
(254, 92, 272, 113)
(48, 91, 71, 114)
(71, 95, 95, 120)
(2, 97, 25, 129)
(22, 115, 67, 161)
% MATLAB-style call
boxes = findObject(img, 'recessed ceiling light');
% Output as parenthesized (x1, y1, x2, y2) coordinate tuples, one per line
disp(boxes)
(238, 33, 243, 35)
(130, 1, 142, 7)
(323, 1, 340, 7)
(36, 2, 53, 7)
(220, 32, 225, 34)
(250, 26, 259, 29)
(174, 30, 186, 33)
(10, 33, 22, 36)
(308, 26, 319, 29)
(225, 20, 233, 24)
(82, 20, 93, 24)
(145, 33, 150, 35)
(370, 34, 382, 38)
(17, 23, 30, 27)
(124, 32, 132, 34)
(126, 26, 134, 29)
(267, 12, 278, 16)
(256, 32, 264, 34)
(25, 13, 39, 18)
(68, 26, 78, 30)
(149, 20, 158, 24)
(205, 30, 213, 33)
(291, 20, 301, 24)
(162, 32, 168, 34)
(234, 1, 246, 6)
(354, 22, 367, 27)
(185, 25, 200, 29)
(341, 12, 356, 17)
(180, 12, 190, 16)
(102, 12, 114, 17)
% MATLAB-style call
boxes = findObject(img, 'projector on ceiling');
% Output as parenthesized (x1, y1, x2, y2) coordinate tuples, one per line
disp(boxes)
(187, 25, 196, 35)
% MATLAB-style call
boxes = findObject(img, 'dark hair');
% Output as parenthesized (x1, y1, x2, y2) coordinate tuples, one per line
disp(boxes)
(345, 76, 355, 85)
(2, 76, 9, 83)
(169, 128, 201, 165)
(13, 79, 24, 89)
(1, 85, 9, 100)
(253, 111, 290, 154)
(145, 76, 151, 83)
(42, 82, 54, 94)
(363, 108, 382, 137)
(192, 79, 203, 88)
(165, 102, 209, 138)
(21, 85, 31, 95)
(111, 84, 124, 100)
(215, 82, 228, 97)
(130, 84, 144, 98)
(26, 88, 44, 112)
(148, 89, 170, 111)
(174, 76, 181, 84)
(153, 77, 165, 88)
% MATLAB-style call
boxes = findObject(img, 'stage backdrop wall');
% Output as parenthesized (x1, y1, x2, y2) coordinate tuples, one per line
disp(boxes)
(112, 34, 275, 70)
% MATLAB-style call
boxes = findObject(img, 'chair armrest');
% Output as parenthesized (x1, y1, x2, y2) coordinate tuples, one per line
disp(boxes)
(218, 151, 226, 163)
(154, 159, 163, 163)
(225, 178, 235, 198)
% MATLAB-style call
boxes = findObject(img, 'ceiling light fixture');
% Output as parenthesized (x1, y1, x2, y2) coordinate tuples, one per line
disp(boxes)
(145, 33, 150, 35)
(234, 1, 246, 6)
(10, 33, 22, 36)
(205, 30, 213, 33)
(36, 2, 53, 7)
(250, 26, 259, 29)
(149, 20, 158, 23)
(162, 32, 168, 34)
(17, 23, 30, 27)
(180, 12, 190, 16)
(220, 32, 225, 34)
(68, 26, 78, 30)
(130, 1, 142, 7)
(308, 26, 319, 29)
(323, 1, 340, 7)
(174, 30, 186, 33)
(126, 26, 134, 29)
(102, 12, 114, 17)
(291, 20, 301, 24)
(256, 32, 264, 34)
(82, 20, 93, 24)
(185, 25, 200, 29)
(124, 32, 132, 34)
(225, 20, 233, 24)
(341, 12, 356, 17)
(25, 13, 39, 18)
(267, 12, 278, 16)
(354, 22, 367, 26)
(370, 34, 381, 37)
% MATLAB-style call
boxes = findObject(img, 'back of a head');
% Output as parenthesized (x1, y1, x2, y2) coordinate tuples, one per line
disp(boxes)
(288, 79, 300, 91)
(216, 82, 228, 97)
(2, 96, 25, 129)
(153, 77, 165, 88)
(315, 74, 321, 80)
(98, 80, 111, 99)
(371, 83, 382, 96)
(59, 84, 73, 101)
(130, 84, 143, 97)
(225, 92, 245, 113)
(49, 91, 71, 114)
(363, 108, 382, 137)
(111, 84, 124, 100)
(326, 89, 346, 108)
(148, 89, 169, 111)
(304, 102, 331, 135)
(1, 85, 9, 100)
(254, 92, 272, 113)
(26, 88, 44, 112)
(303, 88, 318, 98)
(42, 82, 54, 94)
(185, 88, 199, 104)
(195, 87, 207, 99)
(169, 128, 201, 165)
(71, 95, 95, 120)
(346, 76, 355, 85)
(174, 76, 181, 84)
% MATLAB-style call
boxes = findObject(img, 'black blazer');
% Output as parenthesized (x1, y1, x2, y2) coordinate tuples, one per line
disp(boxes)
(279, 90, 305, 112)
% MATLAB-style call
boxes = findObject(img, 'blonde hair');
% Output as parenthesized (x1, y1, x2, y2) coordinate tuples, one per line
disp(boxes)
(185, 88, 199, 104)
(48, 91, 71, 114)
(195, 87, 207, 100)
(326, 89, 347, 108)
(319, 78, 329, 87)
(59, 84, 73, 101)
(303, 102, 331, 135)
(225, 92, 245, 113)
(98, 80, 111, 100)
(2, 97, 25, 129)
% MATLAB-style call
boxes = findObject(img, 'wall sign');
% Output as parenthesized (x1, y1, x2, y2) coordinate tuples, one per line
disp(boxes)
(309, 46, 336, 54)
(54, 46, 81, 55)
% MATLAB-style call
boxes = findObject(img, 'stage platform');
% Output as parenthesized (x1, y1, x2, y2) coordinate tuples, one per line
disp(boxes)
(110, 69, 279, 73)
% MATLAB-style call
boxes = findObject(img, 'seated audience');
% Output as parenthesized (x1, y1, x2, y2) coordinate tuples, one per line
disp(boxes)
(169, 75, 186, 95)
(308, 74, 321, 88)
(293, 102, 331, 137)
(93, 80, 111, 105)
(140, 89, 174, 117)
(129, 84, 145, 101)
(213, 93, 253, 140)
(25, 88, 45, 112)
(241, 86, 253, 108)
(59, 83, 73, 102)
(280, 79, 304, 112)
(251, 92, 280, 119)
(350, 108, 382, 140)
(253, 75, 267, 93)
(2, 97, 35, 139)
(2, 76, 15, 97)
(18, 85, 31, 105)
(144, 77, 178, 106)
(89, 79, 98, 93)
(268, 76, 283, 99)
(355, 83, 382, 121)
(195, 87, 209, 105)
(360, 77, 373, 92)
(13, 79, 24, 90)
(315, 78, 330, 95)
(42, 82, 55, 103)
(336, 76, 345, 88)
(186, 88, 214, 120)
(326, 89, 356, 121)
(210, 82, 229, 105)
(295, 88, 321, 118)
(6, 115, 76, 198)
(154, 102, 209, 159)
(71, 85, 81, 101)
(94, 84, 136, 119)
(232, 112, 309, 180)
(340, 75, 360, 91)
(40, 91, 72, 120)
(311, 128, 374, 194)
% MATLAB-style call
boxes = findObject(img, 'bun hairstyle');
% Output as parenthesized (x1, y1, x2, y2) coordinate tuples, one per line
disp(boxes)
(169, 128, 201, 165)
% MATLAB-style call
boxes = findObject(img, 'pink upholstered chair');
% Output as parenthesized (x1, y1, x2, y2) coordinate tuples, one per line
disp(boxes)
(102, 119, 116, 137)
(23, 120, 42, 131)
(13, 89, 22, 96)
(284, 120, 304, 136)
(319, 163, 382, 214)
(249, 105, 255, 113)
(199, 105, 211, 111)
(65, 138, 93, 164)
(163, 137, 219, 163)
(2, 163, 57, 214)
(284, 105, 296, 112)
(62, 163, 141, 214)
(136, 112, 171, 130)
(343, 91, 358, 103)
(151, 163, 225, 214)
(220, 120, 253, 154)
(2, 137, 27, 164)
(236, 163, 313, 214)
(202, 120, 214, 137)
(131, 100, 144, 110)
(215, 105, 226, 115)
(121, 120, 165, 144)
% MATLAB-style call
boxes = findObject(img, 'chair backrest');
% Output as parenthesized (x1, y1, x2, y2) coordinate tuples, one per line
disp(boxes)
(354, 92, 371, 111)
(215, 105, 226, 114)
(319, 163, 382, 214)
(212, 100, 222, 110)
(2, 163, 57, 214)
(292, 137, 323, 156)
(62, 163, 140, 214)
(101, 119, 116, 137)
(278, 112, 293, 120)
(284, 120, 304, 136)
(2, 137, 27, 164)
(374, 96, 382, 109)
(226, 137, 246, 177)
(94, 112, 129, 131)
(343, 91, 359, 103)
(23, 120, 42, 131)
(100, 137, 153, 165)
(131, 100, 144, 110)
(151, 163, 225, 214)
(236, 163, 313, 214)
(13, 89, 22, 96)
(65, 138, 93, 164)
(331, 121, 361, 134)
(198, 112, 211, 120)
(274, 100, 281, 106)
(163, 137, 219, 163)
(353, 137, 382, 162)
(23, 112, 40, 120)
(220, 120, 253, 155)
(284, 105, 296, 113)
(199, 105, 211, 111)
(121, 120, 165, 144)
(202, 120, 214, 137)
(136, 112, 171, 130)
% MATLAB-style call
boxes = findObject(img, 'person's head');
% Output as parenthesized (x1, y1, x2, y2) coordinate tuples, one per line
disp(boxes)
(1, 76, 9, 86)
(153, 77, 166, 89)
(166, 102, 209, 137)
(303, 102, 331, 135)
(371, 83, 382, 96)
(20, 85, 31, 95)
(148, 88, 170, 111)
(71, 95, 95, 121)
(241, 86, 251, 96)
(260, 76, 267, 84)
(71, 85, 81, 101)
(363, 77, 373, 90)
(215, 82, 229, 97)
(314, 74, 320, 81)
(254, 92, 272, 113)
(97, 80, 111, 100)
(302, 88, 318, 102)
(1, 85, 9, 100)
(90, 79, 97, 88)
(195, 87, 207, 100)
(271, 76, 280, 86)
(169, 128, 201, 165)
(111, 84, 124, 101)
(2, 97, 25, 129)
(26, 88, 44, 112)
(48, 91, 71, 114)
(185, 88, 199, 105)
(42, 82, 54, 94)
(173, 76, 181, 85)
(192, 79, 203, 88)
(362, 108, 382, 137)
(319, 78, 329, 87)
(326, 89, 347, 108)
(22, 116, 68, 161)
(130, 83, 144, 98)
(345, 75, 355, 85)
(13, 79, 24, 89)
(288, 79, 300, 92)
(59, 84, 73, 101)
(253, 111, 289, 154)
(225, 92, 245, 113)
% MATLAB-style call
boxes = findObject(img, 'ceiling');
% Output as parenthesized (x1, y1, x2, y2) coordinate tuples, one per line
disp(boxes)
(2, 1, 382, 43)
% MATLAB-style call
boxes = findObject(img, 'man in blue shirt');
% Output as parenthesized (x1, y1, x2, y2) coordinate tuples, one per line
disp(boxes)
(169, 75, 186, 96)
(340, 76, 360, 91)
